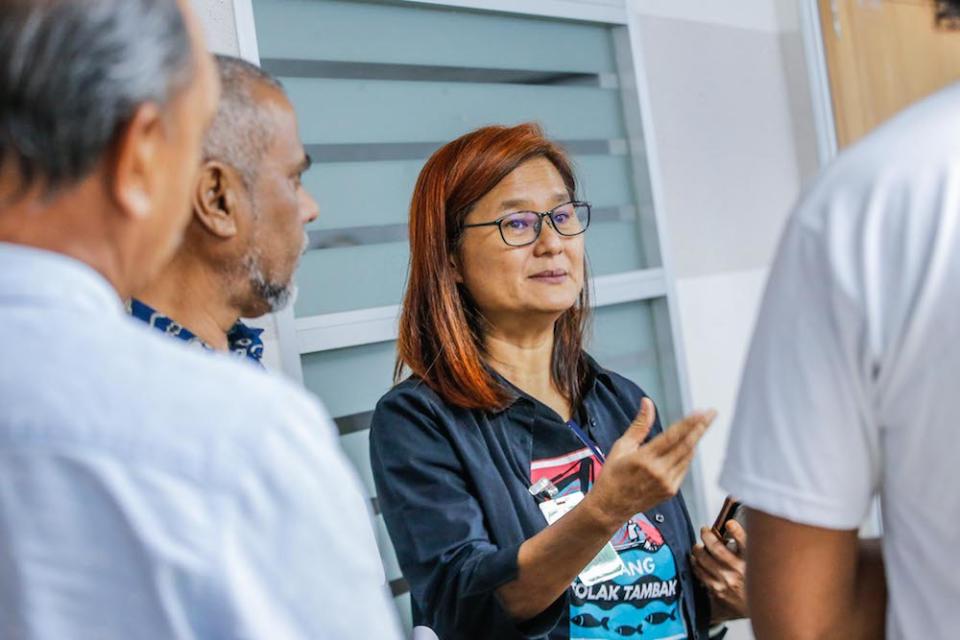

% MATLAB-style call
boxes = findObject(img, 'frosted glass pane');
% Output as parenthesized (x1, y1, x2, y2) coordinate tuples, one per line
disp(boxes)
(253, 0, 615, 73)
(589, 301, 666, 410)
(305, 154, 641, 233)
(301, 340, 397, 416)
(576, 155, 639, 207)
(294, 224, 648, 314)
(586, 221, 646, 275)
(305, 160, 420, 231)
(294, 228, 647, 314)
(375, 514, 403, 582)
(394, 592, 413, 634)
(294, 242, 409, 316)
(287, 79, 624, 145)
(339, 429, 375, 498)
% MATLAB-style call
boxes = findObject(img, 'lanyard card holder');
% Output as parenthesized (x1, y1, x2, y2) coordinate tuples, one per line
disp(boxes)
(530, 480, 626, 587)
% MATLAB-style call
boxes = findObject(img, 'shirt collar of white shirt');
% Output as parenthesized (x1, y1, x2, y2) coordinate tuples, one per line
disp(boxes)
(0, 241, 123, 316)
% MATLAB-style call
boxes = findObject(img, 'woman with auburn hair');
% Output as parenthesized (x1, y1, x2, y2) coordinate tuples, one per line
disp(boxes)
(370, 123, 748, 640)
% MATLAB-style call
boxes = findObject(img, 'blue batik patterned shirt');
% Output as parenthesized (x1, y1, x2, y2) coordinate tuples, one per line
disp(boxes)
(128, 298, 265, 366)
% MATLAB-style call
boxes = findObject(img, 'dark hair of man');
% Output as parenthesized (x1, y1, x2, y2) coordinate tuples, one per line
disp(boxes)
(202, 55, 284, 189)
(0, 0, 194, 200)
(937, 0, 960, 26)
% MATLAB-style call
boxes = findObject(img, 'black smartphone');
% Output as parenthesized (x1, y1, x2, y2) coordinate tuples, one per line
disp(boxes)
(711, 496, 743, 540)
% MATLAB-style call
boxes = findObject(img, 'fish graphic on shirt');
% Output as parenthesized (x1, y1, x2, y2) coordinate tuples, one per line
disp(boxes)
(645, 608, 677, 625)
(614, 623, 644, 636)
(571, 613, 610, 629)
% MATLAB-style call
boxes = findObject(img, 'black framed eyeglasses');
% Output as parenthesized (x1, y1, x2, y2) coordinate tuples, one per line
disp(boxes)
(461, 201, 591, 247)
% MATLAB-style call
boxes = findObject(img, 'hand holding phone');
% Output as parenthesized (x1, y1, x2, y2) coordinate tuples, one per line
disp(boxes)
(712, 496, 744, 544)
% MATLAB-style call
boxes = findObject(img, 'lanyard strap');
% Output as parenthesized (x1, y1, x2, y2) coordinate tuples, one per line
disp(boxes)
(566, 420, 606, 464)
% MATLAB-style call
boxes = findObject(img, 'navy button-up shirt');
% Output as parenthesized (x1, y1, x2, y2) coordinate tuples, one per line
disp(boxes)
(370, 357, 711, 639)
(128, 298, 265, 367)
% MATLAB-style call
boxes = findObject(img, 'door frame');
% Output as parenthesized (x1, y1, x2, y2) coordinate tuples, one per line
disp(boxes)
(800, 0, 839, 167)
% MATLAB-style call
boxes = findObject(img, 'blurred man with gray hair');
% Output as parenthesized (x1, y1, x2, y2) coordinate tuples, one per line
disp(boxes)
(0, 1, 402, 638)
(131, 55, 319, 365)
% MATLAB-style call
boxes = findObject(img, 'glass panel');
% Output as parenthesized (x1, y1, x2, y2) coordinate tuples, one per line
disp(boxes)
(589, 300, 669, 417)
(286, 79, 625, 145)
(304, 154, 646, 233)
(294, 243, 409, 316)
(301, 340, 397, 417)
(375, 514, 403, 583)
(296, 151, 650, 315)
(339, 429, 376, 499)
(253, 1, 681, 632)
(586, 222, 645, 276)
(393, 592, 413, 633)
(254, 0, 616, 73)
(305, 160, 420, 232)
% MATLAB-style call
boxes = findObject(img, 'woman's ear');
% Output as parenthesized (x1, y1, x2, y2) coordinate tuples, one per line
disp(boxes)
(450, 253, 464, 283)
(193, 161, 239, 238)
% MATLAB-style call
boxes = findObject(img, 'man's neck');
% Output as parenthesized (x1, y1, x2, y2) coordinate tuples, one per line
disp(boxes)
(0, 177, 129, 297)
(136, 253, 238, 351)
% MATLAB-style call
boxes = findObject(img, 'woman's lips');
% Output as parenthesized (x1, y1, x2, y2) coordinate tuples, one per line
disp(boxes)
(529, 270, 568, 284)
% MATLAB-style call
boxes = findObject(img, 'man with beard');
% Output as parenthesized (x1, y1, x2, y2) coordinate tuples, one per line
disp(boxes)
(131, 55, 318, 366)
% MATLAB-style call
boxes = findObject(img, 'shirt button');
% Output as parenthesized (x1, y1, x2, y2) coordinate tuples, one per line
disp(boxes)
(655, 513, 665, 523)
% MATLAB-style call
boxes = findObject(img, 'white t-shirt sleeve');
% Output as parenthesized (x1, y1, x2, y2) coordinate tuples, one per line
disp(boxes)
(720, 197, 881, 530)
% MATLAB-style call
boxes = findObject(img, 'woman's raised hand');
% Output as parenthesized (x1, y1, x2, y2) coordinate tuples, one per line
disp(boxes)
(586, 398, 716, 528)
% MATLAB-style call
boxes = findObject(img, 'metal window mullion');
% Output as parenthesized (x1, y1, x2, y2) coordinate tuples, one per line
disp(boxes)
(394, 0, 628, 24)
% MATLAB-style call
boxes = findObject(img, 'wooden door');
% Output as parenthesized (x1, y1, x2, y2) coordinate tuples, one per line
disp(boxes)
(820, 0, 960, 148)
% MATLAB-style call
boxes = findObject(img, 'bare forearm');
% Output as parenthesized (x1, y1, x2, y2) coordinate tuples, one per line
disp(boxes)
(497, 495, 622, 621)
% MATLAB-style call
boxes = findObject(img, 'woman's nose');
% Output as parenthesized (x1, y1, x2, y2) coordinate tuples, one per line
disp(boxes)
(532, 216, 563, 254)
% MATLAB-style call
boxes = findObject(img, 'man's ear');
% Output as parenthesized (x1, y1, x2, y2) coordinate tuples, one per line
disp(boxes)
(109, 102, 164, 221)
(193, 161, 241, 238)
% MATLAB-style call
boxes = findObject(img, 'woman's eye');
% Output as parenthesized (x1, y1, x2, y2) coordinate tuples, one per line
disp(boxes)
(553, 213, 569, 224)
(506, 219, 529, 230)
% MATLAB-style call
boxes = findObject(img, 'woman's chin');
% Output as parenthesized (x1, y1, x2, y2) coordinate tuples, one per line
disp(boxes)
(524, 295, 580, 316)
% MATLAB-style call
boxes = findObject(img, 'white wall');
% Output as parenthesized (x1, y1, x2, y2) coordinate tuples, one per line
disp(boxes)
(632, 1, 818, 637)
(189, 0, 240, 54)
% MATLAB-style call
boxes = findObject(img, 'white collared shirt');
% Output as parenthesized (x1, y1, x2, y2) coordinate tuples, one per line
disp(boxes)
(0, 243, 402, 639)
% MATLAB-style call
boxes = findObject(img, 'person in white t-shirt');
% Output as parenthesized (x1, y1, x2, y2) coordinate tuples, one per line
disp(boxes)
(720, 78, 960, 638)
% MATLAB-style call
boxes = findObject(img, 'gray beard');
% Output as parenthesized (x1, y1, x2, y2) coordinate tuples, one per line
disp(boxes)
(241, 231, 308, 314)
(243, 248, 292, 313)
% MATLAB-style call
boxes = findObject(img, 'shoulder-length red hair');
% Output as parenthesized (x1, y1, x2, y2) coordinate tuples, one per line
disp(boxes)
(395, 123, 591, 411)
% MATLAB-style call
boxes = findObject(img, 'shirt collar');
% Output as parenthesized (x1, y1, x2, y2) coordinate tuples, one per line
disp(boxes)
(0, 242, 123, 315)
(128, 298, 265, 366)
(490, 352, 612, 415)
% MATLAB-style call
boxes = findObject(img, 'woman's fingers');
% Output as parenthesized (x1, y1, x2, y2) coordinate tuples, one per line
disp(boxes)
(724, 519, 747, 554)
(652, 411, 714, 473)
(623, 397, 656, 445)
(691, 550, 734, 601)
(700, 527, 745, 572)
(691, 543, 726, 583)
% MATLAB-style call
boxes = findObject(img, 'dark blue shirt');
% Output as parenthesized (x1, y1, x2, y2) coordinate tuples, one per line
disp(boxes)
(369, 356, 712, 640)
(128, 298, 265, 367)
